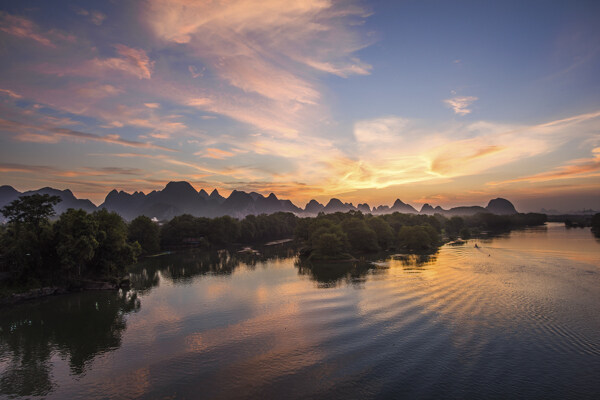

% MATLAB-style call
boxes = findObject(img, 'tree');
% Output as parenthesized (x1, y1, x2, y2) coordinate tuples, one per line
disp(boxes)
(54, 209, 98, 278)
(209, 216, 240, 244)
(445, 216, 464, 238)
(341, 218, 379, 252)
(367, 217, 395, 249)
(128, 216, 160, 255)
(1, 194, 61, 228)
(398, 225, 435, 252)
(0, 194, 61, 282)
(314, 232, 345, 258)
(160, 214, 208, 247)
(90, 209, 139, 278)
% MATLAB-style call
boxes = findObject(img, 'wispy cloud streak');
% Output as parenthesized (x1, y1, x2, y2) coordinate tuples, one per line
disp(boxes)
(0, 118, 176, 151)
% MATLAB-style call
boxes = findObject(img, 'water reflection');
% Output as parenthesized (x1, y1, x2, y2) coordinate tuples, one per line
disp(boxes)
(295, 259, 375, 288)
(129, 243, 299, 293)
(391, 253, 437, 270)
(130, 243, 439, 292)
(1, 225, 598, 399)
(0, 290, 140, 397)
(295, 253, 439, 287)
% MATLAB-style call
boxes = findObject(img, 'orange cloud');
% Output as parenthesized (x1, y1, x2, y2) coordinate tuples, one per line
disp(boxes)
(196, 148, 235, 159)
(488, 147, 600, 185)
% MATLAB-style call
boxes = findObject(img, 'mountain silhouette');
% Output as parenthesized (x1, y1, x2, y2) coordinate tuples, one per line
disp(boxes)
(323, 198, 355, 213)
(420, 203, 435, 214)
(1, 182, 520, 221)
(198, 189, 210, 199)
(357, 203, 371, 213)
(209, 189, 225, 204)
(486, 198, 518, 214)
(390, 199, 418, 214)
(304, 199, 324, 214)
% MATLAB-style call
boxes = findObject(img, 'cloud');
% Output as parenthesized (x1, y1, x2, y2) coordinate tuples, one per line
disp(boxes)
(0, 13, 54, 47)
(37, 44, 155, 80)
(145, 0, 372, 134)
(76, 9, 106, 26)
(333, 109, 600, 195)
(354, 117, 410, 143)
(188, 65, 203, 78)
(444, 96, 478, 115)
(144, 103, 160, 109)
(488, 147, 600, 185)
(0, 118, 176, 151)
(195, 148, 235, 159)
(0, 88, 22, 99)
(0, 162, 144, 177)
(77, 84, 122, 99)
(90, 44, 154, 79)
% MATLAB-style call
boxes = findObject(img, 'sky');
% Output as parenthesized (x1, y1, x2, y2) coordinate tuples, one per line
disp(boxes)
(0, 0, 599, 212)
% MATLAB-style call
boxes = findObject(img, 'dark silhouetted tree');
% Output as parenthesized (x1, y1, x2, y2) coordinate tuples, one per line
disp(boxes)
(128, 216, 160, 255)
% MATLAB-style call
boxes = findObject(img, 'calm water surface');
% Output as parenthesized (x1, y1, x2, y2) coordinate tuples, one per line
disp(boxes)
(1, 223, 599, 399)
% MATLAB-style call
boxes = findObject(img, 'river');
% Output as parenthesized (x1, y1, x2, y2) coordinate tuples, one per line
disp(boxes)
(1, 223, 599, 399)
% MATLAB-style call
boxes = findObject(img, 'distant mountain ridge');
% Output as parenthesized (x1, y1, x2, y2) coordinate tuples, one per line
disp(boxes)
(0, 182, 520, 222)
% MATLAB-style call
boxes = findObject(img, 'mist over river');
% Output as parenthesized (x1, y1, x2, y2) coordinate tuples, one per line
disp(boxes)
(1, 223, 599, 399)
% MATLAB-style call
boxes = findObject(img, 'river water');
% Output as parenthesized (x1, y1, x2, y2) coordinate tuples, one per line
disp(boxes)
(1, 223, 599, 399)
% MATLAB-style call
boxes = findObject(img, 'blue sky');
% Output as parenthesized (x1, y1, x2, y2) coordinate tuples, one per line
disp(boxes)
(0, 0, 599, 211)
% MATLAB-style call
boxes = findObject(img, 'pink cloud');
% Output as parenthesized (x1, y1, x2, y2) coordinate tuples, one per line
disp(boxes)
(0, 13, 54, 47)
(195, 148, 235, 159)
(90, 44, 154, 79)
(145, 0, 372, 134)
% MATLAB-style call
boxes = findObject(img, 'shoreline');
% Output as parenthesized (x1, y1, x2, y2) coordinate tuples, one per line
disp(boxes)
(0, 278, 130, 306)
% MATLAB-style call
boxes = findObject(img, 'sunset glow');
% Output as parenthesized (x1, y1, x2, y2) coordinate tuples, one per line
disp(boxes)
(1, 1, 599, 211)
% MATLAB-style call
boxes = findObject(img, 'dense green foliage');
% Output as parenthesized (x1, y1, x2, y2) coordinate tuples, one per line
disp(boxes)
(0, 196, 139, 287)
(158, 212, 297, 248)
(1, 194, 60, 228)
(295, 211, 443, 259)
(296, 211, 547, 260)
(128, 216, 160, 255)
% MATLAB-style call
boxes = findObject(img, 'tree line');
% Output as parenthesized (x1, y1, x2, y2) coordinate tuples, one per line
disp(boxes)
(295, 211, 548, 260)
(0, 194, 299, 289)
(0, 193, 547, 290)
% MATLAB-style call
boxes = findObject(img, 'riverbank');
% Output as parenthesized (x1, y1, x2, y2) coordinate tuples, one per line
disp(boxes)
(0, 277, 131, 306)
